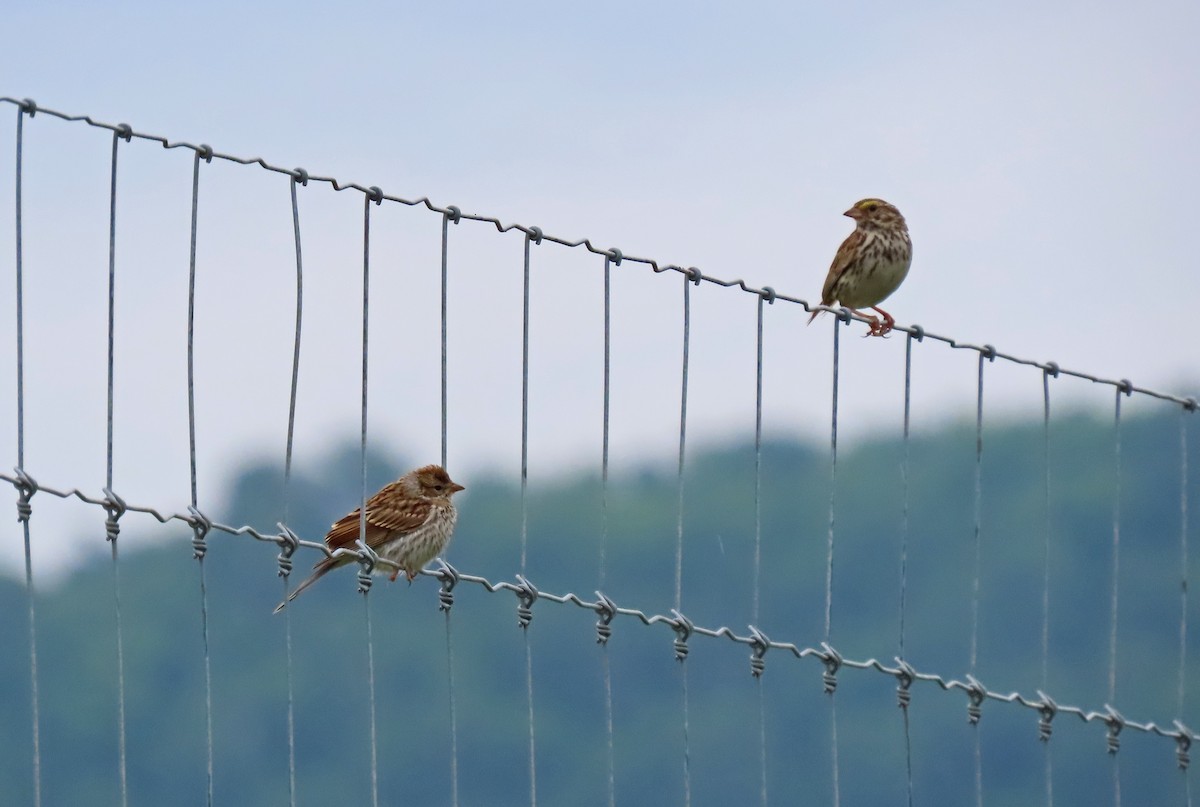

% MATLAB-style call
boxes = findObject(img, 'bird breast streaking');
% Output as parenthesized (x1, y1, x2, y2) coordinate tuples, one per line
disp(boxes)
(808, 198, 913, 337)
(274, 464, 464, 612)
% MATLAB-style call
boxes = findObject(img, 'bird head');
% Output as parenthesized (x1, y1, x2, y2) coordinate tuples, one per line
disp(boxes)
(844, 198, 904, 228)
(411, 464, 466, 498)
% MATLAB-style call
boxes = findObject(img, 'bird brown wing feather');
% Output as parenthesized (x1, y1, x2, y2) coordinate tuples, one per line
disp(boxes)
(821, 229, 864, 305)
(324, 483, 433, 551)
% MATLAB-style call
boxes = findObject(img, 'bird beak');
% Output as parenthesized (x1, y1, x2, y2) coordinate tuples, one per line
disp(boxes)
(449, 482, 465, 493)
(843, 207, 861, 220)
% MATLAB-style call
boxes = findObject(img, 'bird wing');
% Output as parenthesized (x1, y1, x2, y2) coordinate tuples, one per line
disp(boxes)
(821, 229, 865, 305)
(324, 483, 434, 552)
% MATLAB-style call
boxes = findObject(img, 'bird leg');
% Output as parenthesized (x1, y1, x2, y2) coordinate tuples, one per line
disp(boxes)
(388, 568, 400, 582)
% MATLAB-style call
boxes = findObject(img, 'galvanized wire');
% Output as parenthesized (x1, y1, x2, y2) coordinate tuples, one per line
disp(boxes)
(753, 288, 770, 807)
(826, 314, 843, 807)
(281, 168, 306, 807)
(900, 330, 917, 807)
(676, 271, 697, 807)
(600, 253, 616, 807)
(13, 99, 41, 807)
(1180, 409, 1193, 807)
(185, 146, 216, 807)
(1042, 366, 1056, 807)
(1111, 386, 1128, 806)
(440, 207, 461, 807)
(360, 193, 380, 807)
(1, 98, 1194, 409)
(970, 349, 993, 807)
(105, 124, 131, 807)
(3, 467, 1197, 750)
(520, 230, 541, 807)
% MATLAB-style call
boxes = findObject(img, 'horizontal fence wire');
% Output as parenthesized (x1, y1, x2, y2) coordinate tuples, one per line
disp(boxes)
(1, 468, 1196, 763)
(2, 96, 1194, 413)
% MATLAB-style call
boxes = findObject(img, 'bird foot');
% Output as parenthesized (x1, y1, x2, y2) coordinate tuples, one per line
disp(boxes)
(388, 568, 400, 582)
(863, 308, 896, 338)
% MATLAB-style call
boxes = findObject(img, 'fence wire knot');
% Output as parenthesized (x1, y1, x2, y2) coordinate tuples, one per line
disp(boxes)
(759, 286, 776, 304)
(1174, 721, 1192, 769)
(434, 558, 460, 613)
(514, 575, 538, 629)
(102, 487, 127, 543)
(1117, 379, 1133, 397)
(748, 626, 770, 678)
(527, 226, 544, 245)
(115, 123, 132, 142)
(670, 609, 694, 661)
(1044, 361, 1061, 379)
(966, 675, 986, 725)
(895, 658, 916, 710)
(20, 97, 36, 115)
(606, 248, 623, 266)
(820, 642, 843, 694)
(1036, 690, 1057, 741)
(275, 522, 300, 578)
(685, 266, 702, 285)
(594, 591, 617, 645)
(291, 167, 309, 186)
(13, 467, 38, 523)
(187, 505, 212, 560)
(366, 186, 383, 205)
(909, 324, 925, 342)
(197, 144, 213, 163)
(1104, 705, 1125, 754)
(1184, 396, 1198, 413)
(355, 541, 379, 594)
(444, 205, 462, 224)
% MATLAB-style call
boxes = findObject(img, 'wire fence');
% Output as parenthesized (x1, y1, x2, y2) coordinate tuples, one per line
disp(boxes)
(3, 96, 1198, 807)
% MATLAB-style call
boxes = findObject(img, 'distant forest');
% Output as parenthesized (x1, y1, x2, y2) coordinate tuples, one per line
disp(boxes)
(2, 410, 1197, 805)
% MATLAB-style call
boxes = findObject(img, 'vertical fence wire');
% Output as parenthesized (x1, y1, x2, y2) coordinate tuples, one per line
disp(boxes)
(360, 195, 379, 807)
(1110, 388, 1125, 807)
(280, 172, 305, 807)
(826, 317, 842, 807)
(900, 331, 915, 807)
(676, 273, 694, 807)
(601, 254, 616, 807)
(753, 292, 768, 807)
(440, 210, 460, 807)
(1180, 408, 1192, 807)
(1041, 368, 1055, 807)
(970, 352, 988, 807)
(105, 127, 130, 807)
(13, 101, 42, 807)
(185, 148, 216, 807)
(520, 231, 538, 807)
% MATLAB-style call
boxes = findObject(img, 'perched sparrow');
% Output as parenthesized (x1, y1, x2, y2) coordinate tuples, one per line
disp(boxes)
(808, 198, 912, 337)
(274, 464, 464, 612)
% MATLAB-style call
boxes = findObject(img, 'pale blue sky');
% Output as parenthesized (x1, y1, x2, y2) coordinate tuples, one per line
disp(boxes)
(2, 1, 1198, 574)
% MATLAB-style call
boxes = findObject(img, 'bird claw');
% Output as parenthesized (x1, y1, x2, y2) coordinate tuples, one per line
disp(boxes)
(861, 308, 896, 338)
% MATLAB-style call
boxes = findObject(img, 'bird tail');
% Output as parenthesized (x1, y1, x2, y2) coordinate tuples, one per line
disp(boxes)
(273, 556, 337, 613)
(807, 308, 822, 326)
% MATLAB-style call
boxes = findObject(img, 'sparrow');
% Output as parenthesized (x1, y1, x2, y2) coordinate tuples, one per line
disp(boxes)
(274, 464, 464, 612)
(808, 198, 913, 337)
